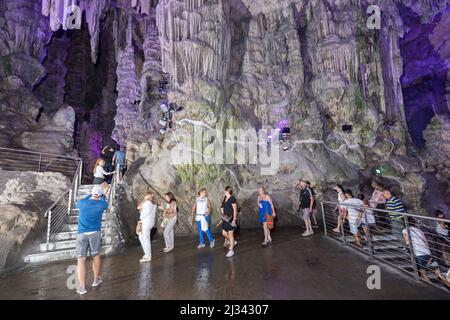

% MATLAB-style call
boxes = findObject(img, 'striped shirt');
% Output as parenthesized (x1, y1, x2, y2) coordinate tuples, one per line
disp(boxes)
(385, 196, 405, 220)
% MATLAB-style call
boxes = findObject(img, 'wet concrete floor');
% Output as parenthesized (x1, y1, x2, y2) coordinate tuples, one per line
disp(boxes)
(0, 227, 449, 300)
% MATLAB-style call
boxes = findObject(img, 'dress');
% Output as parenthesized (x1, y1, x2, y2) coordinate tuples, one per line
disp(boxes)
(258, 197, 272, 223)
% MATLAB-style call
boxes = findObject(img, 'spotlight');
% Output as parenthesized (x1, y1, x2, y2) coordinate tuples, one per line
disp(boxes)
(160, 103, 170, 113)
(342, 124, 352, 133)
(159, 119, 169, 127)
(160, 128, 166, 135)
(169, 102, 183, 112)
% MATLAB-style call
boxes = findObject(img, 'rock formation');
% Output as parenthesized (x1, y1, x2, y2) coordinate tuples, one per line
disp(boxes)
(0, 169, 70, 270)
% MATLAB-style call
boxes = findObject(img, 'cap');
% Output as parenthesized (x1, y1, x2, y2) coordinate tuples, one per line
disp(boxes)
(91, 185, 104, 196)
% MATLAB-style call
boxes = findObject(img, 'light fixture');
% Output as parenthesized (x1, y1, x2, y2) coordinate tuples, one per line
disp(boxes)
(159, 119, 168, 127)
(160, 128, 166, 135)
(342, 124, 352, 133)
(160, 103, 170, 113)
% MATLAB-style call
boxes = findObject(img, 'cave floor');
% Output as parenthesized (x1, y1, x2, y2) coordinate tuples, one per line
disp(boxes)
(0, 227, 449, 300)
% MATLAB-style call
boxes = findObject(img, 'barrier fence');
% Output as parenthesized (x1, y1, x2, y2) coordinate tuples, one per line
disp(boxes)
(321, 200, 450, 292)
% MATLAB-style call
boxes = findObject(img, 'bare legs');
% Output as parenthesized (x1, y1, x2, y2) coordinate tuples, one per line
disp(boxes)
(262, 222, 272, 245)
(77, 256, 101, 290)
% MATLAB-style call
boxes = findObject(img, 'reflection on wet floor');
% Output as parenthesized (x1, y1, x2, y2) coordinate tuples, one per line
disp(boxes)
(0, 227, 449, 300)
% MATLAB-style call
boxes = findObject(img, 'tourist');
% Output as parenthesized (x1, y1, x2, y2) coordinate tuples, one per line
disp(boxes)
(93, 158, 114, 185)
(190, 188, 215, 249)
(306, 181, 319, 229)
(137, 192, 157, 262)
(357, 194, 376, 249)
(402, 218, 432, 282)
(383, 189, 406, 244)
(257, 186, 276, 247)
(112, 146, 126, 182)
(298, 179, 314, 236)
(435, 268, 450, 288)
(332, 184, 346, 233)
(159, 192, 178, 253)
(369, 181, 387, 230)
(75, 185, 109, 295)
(102, 145, 115, 173)
(434, 210, 450, 266)
(221, 186, 238, 258)
(342, 190, 363, 247)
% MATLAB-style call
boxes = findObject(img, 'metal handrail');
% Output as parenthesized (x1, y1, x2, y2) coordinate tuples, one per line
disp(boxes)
(45, 159, 82, 246)
(0, 147, 81, 178)
(106, 163, 124, 243)
(321, 200, 450, 293)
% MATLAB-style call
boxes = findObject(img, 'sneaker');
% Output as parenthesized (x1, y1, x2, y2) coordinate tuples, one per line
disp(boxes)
(197, 244, 206, 249)
(302, 231, 309, 237)
(140, 256, 151, 263)
(226, 250, 235, 258)
(427, 261, 438, 268)
(164, 247, 174, 253)
(332, 228, 340, 233)
(92, 277, 103, 287)
(261, 241, 268, 247)
(309, 231, 314, 236)
(76, 287, 87, 295)
(210, 240, 215, 248)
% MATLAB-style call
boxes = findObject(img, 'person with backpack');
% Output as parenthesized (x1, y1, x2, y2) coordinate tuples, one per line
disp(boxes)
(297, 179, 315, 236)
(306, 181, 318, 229)
(257, 186, 276, 247)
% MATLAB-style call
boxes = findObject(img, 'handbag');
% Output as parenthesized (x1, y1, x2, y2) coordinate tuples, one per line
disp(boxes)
(136, 222, 143, 236)
(266, 213, 274, 230)
(160, 217, 169, 229)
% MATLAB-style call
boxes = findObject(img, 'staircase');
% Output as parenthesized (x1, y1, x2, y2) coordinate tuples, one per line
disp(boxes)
(24, 160, 124, 264)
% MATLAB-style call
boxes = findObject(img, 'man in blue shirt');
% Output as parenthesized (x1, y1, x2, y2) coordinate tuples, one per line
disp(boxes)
(75, 185, 108, 295)
(112, 146, 126, 182)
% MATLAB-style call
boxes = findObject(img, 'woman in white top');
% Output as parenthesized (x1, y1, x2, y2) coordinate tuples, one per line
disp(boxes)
(93, 158, 114, 185)
(189, 188, 215, 249)
(403, 218, 432, 282)
(137, 192, 157, 262)
(332, 184, 346, 233)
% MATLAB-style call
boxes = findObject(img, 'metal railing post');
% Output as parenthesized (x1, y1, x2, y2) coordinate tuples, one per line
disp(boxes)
(38, 154, 42, 172)
(321, 201, 327, 236)
(339, 205, 346, 244)
(404, 216, 420, 282)
(79, 160, 83, 183)
(363, 209, 374, 256)
(46, 210, 52, 247)
(67, 189, 73, 216)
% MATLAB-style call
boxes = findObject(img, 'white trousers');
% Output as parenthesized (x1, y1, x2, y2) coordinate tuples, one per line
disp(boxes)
(139, 219, 154, 258)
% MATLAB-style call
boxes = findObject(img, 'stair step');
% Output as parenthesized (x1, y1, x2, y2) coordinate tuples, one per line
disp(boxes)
(67, 214, 108, 224)
(24, 245, 117, 264)
(62, 220, 114, 232)
(39, 236, 119, 252)
(52, 228, 109, 241)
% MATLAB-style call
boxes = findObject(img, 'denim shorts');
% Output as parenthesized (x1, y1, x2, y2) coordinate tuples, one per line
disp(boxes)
(415, 255, 430, 270)
(349, 222, 361, 235)
(76, 231, 102, 258)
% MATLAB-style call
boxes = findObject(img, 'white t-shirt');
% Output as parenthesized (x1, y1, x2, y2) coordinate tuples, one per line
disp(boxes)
(337, 192, 345, 204)
(361, 207, 376, 225)
(402, 227, 431, 256)
(436, 223, 449, 237)
(140, 200, 156, 225)
(342, 198, 363, 224)
(195, 197, 208, 221)
(94, 166, 110, 178)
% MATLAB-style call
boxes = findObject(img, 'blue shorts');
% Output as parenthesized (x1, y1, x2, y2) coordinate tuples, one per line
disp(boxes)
(349, 222, 360, 235)
(415, 255, 430, 270)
